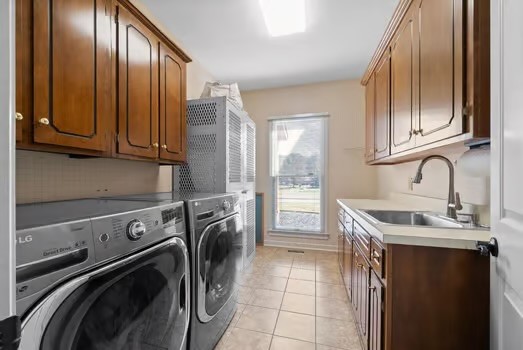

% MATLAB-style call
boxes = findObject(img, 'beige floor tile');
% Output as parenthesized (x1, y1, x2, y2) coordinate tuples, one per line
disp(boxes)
(289, 268, 315, 281)
(316, 316, 361, 350)
(286, 279, 316, 296)
(274, 311, 315, 343)
(238, 273, 262, 287)
(316, 270, 343, 284)
(222, 327, 272, 350)
(316, 297, 352, 321)
(249, 289, 284, 309)
(316, 283, 349, 301)
(237, 305, 279, 334)
(269, 336, 315, 350)
(257, 275, 288, 292)
(244, 263, 267, 275)
(316, 260, 340, 272)
(238, 286, 255, 304)
(281, 292, 315, 315)
(263, 265, 291, 278)
(231, 303, 247, 327)
(316, 345, 357, 350)
(267, 257, 294, 267)
(292, 259, 316, 270)
(214, 328, 233, 350)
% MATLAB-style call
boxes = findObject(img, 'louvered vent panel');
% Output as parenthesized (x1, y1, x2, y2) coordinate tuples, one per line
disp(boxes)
(187, 101, 217, 126)
(246, 124, 255, 182)
(177, 133, 216, 192)
(228, 111, 242, 183)
(246, 198, 256, 259)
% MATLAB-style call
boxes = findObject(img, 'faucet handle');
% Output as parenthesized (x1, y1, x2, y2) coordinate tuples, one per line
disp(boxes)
(451, 192, 463, 211)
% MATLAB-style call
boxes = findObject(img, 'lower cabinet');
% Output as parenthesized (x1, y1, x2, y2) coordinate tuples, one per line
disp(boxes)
(369, 271, 384, 350)
(337, 204, 489, 350)
(352, 246, 370, 349)
(337, 220, 345, 271)
(343, 232, 353, 300)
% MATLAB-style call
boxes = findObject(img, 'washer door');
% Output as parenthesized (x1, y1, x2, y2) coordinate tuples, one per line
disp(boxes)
(197, 213, 242, 323)
(19, 237, 190, 350)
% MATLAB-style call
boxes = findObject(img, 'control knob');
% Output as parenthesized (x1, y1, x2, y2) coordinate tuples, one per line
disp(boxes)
(222, 200, 231, 211)
(127, 219, 146, 241)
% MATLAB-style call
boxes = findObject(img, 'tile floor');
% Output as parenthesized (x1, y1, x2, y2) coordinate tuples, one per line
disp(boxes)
(215, 246, 362, 350)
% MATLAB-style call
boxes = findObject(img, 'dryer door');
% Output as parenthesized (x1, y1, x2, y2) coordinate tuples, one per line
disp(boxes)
(19, 237, 190, 350)
(197, 213, 243, 323)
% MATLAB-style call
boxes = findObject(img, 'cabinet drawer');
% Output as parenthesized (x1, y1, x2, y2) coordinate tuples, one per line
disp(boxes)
(354, 221, 371, 259)
(370, 239, 385, 278)
(338, 207, 345, 224)
(344, 213, 353, 234)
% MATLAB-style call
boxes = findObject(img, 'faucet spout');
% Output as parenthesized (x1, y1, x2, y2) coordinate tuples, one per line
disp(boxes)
(412, 155, 459, 220)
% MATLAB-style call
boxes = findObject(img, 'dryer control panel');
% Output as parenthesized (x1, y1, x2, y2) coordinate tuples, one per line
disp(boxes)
(91, 202, 185, 263)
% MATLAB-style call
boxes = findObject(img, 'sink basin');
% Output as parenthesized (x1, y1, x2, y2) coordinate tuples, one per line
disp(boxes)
(358, 210, 465, 228)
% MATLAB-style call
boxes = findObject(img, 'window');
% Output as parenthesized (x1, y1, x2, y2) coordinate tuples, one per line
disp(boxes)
(269, 115, 328, 234)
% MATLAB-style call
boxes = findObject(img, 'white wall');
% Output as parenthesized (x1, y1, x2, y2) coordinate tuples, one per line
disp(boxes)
(243, 79, 378, 251)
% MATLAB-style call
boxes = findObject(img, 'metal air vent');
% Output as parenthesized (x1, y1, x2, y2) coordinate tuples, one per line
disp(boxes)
(187, 101, 217, 126)
(228, 111, 242, 183)
(246, 124, 255, 183)
(177, 133, 217, 192)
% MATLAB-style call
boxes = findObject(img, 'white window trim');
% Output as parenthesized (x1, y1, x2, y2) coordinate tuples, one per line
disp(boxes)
(268, 113, 329, 237)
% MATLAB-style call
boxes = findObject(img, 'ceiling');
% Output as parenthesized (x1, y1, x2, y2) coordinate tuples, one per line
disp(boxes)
(145, 0, 399, 91)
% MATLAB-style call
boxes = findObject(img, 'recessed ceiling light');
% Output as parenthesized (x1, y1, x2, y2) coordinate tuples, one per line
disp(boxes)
(259, 0, 306, 37)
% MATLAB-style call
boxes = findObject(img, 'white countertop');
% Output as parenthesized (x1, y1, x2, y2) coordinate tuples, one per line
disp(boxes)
(337, 199, 490, 250)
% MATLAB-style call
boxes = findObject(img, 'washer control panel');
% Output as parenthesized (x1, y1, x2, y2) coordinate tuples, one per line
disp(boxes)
(91, 202, 185, 263)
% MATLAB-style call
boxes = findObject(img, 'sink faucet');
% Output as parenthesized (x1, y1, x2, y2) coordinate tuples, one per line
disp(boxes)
(412, 155, 463, 220)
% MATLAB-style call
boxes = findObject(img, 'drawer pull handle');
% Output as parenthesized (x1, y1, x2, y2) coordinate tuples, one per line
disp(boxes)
(357, 263, 363, 268)
(369, 286, 376, 291)
(15, 112, 23, 121)
(38, 117, 49, 125)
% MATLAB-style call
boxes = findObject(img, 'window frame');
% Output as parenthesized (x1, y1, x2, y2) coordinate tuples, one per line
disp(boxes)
(268, 113, 329, 236)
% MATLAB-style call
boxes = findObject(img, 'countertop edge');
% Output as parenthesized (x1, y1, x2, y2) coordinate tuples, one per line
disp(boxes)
(336, 199, 489, 251)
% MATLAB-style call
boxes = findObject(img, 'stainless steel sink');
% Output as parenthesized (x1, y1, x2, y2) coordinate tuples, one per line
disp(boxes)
(357, 210, 465, 228)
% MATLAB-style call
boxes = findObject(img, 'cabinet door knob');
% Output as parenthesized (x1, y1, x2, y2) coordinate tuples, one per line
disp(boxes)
(38, 118, 50, 125)
(161, 144, 167, 149)
(15, 112, 23, 121)
(152, 143, 159, 148)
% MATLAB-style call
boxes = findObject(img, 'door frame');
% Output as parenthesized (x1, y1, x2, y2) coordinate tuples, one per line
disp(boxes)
(0, 0, 17, 321)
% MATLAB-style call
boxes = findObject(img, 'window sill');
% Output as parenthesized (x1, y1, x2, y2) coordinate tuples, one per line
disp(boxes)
(268, 230, 330, 240)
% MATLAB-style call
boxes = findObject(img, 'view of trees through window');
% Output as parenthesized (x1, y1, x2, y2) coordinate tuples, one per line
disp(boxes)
(270, 116, 326, 233)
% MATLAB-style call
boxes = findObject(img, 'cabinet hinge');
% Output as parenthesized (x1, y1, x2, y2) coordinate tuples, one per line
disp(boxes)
(115, 134, 119, 144)
(462, 105, 473, 117)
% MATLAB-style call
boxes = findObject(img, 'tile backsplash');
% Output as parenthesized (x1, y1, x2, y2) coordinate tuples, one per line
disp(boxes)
(16, 150, 173, 204)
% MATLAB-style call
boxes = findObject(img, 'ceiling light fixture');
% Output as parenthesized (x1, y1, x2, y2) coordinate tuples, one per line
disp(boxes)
(259, 0, 306, 37)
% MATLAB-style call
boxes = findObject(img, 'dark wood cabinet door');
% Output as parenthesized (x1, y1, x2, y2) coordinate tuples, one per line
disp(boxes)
(33, 0, 111, 151)
(417, 0, 463, 145)
(343, 234, 353, 300)
(159, 42, 186, 162)
(15, 0, 27, 143)
(369, 271, 384, 350)
(338, 220, 345, 272)
(374, 52, 391, 160)
(352, 247, 370, 348)
(117, 5, 159, 159)
(390, 4, 416, 154)
(365, 74, 376, 162)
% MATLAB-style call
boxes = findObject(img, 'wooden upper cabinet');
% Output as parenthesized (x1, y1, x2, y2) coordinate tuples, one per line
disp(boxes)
(116, 5, 159, 159)
(33, 0, 111, 152)
(159, 42, 187, 163)
(390, 3, 416, 154)
(417, 0, 463, 145)
(374, 52, 391, 160)
(365, 75, 376, 162)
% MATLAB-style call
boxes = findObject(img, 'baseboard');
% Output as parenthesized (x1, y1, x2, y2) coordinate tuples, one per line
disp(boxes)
(263, 239, 337, 252)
